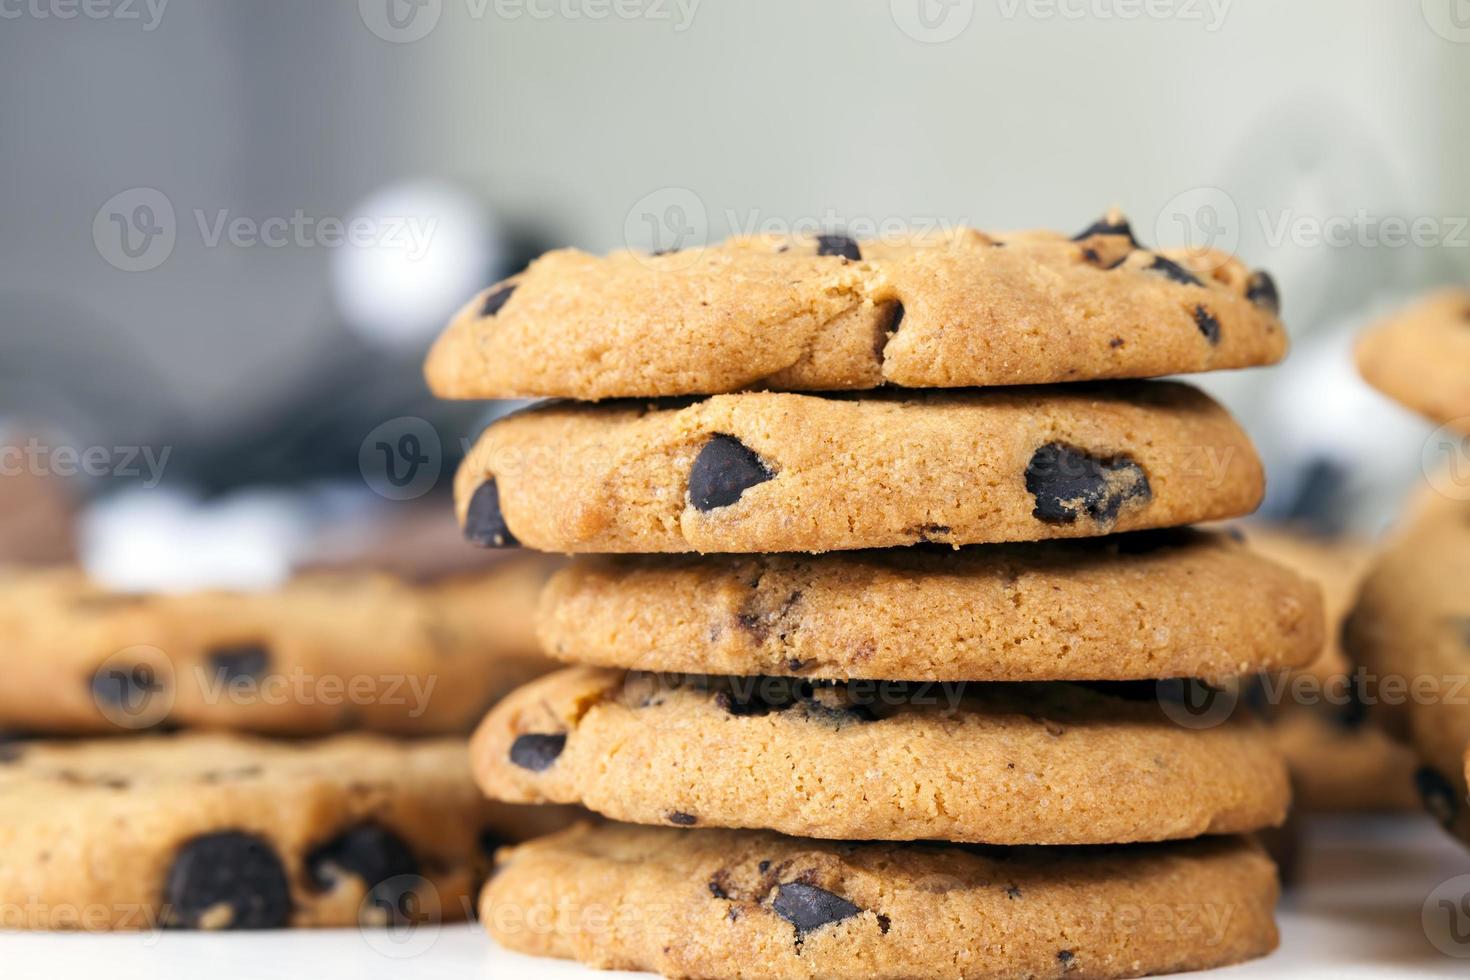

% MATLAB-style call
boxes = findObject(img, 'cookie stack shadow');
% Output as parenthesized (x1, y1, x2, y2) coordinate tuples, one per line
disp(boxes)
(430, 213, 1325, 979)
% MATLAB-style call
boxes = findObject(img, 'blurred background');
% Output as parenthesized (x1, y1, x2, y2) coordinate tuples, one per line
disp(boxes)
(2, 0, 1467, 588)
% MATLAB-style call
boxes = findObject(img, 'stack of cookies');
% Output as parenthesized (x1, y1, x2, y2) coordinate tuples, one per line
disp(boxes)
(1348, 290, 1470, 850)
(429, 213, 1322, 978)
(0, 556, 573, 929)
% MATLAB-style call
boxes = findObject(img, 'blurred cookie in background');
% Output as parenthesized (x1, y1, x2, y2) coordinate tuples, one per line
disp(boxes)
(1357, 289, 1470, 433)
(0, 555, 557, 736)
(1244, 526, 1419, 812)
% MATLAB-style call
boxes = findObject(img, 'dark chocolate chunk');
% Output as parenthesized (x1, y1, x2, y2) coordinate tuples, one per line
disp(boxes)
(1024, 443, 1151, 526)
(89, 663, 166, 716)
(1415, 766, 1460, 829)
(1072, 216, 1138, 247)
(207, 644, 270, 682)
(689, 435, 774, 512)
(306, 824, 419, 908)
(481, 284, 517, 317)
(772, 882, 862, 935)
(464, 479, 519, 548)
(1193, 305, 1221, 344)
(165, 832, 292, 929)
(509, 733, 566, 771)
(666, 811, 698, 826)
(1246, 270, 1280, 315)
(1147, 255, 1204, 288)
(1059, 949, 1077, 969)
(888, 302, 905, 333)
(815, 234, 861, 261)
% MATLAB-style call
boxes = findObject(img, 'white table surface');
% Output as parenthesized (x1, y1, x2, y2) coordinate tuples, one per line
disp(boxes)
(4, 814, 1468, 979)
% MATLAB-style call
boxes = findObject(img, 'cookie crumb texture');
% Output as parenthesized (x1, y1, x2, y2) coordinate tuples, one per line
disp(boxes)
(537, 529, 1324, 683)
(455, 383, 1263, 554)
(426, 217, 1285, 400)
(0, 734, 574, 929)
(470, 667, 1289, 845)
(1356, 288, 1470, 431)
(481, 823, 1280, 979)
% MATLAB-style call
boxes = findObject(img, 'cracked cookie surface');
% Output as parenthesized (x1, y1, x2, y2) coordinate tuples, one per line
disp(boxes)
(470, 666, 1289, 846)
(0, 733, 578, 929)
(427, 213, 1285, 400)
(454, 382, 1262, 554)
(538, 529, 1323, 683)
(481, 822, 1280, 979)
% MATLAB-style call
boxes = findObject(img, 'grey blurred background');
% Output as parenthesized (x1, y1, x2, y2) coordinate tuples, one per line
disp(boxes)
(1, 0, 1467, 584)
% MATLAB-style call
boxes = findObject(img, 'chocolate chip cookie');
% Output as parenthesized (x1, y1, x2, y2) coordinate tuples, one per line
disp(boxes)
(456, 382, 1263, 554)
(0, 559, 556, 735)
(470, 666, 1289, 846)
(427, 212, 1285, 400)
(1343, 499, 1470, 845)
(0, 733, 577, 929)
(481, 822, 1280, 979)
(1357, 289, 1470, 431)
(538, 528, 1322, 684)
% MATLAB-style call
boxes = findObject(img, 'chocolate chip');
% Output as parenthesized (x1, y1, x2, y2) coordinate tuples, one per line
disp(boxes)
(1108, 337, 1125, 348)
(888, 302, 905, 333)
(815, 234, 861, 261)
(481, 284, 517, 317)
(1024, 443, 1151, 526)
(689, 435, 773, 512)
(1193, 305, 1221, 344)
(772, 882, 862, 935)
(307, 824, 419, 899)
(1246, 270, 1280, 315)
(667, 811, 698, 826)
(1072, 216, 1138, 247)
(708, 877, 729, 899)
(509, 733, 566, 771)
(876, 914, 891, 934)
(1005, 885, 1022, 899)
(208, 644, 270, 682)
(1415, 767, 1460, 829)
(464, 479, 518, 548)
(1059, 949, 1077, 970)
(1147, 255, 1203, 287)
(758, 861, 771, 873)
(717, 676, 807, 716)
(165, 832, 292, 929)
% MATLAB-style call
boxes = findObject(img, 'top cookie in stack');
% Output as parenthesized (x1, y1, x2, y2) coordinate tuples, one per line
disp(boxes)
(434, 213, 1282, 553)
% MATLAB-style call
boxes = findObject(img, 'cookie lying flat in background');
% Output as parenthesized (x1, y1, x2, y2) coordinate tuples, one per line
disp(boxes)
(1357, 288, 1470, 432)
(471, 666, 1289, 846)
(428, 212, 1284, 400)
(481, 822, 1280, 980)
(0, 733, 580, 929)
(456, 383, 1263, 553)
(0, 558, 555, 735)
